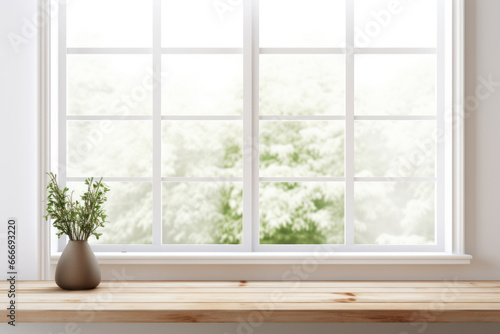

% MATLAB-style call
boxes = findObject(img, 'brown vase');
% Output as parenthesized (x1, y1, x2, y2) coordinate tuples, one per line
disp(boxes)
(55, 240, 101, 290)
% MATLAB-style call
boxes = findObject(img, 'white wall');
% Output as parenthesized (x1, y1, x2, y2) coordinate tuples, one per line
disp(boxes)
(0, 0, 38, 281)
(2, 0, 500, 332)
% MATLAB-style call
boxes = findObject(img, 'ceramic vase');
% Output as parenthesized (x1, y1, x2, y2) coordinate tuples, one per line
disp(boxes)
(55, 240, 101, 290)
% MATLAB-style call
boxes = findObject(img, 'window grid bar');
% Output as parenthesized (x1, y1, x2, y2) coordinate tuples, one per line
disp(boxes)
(260, 48, 345, 54)
(67, 48, 153, 54)
(354, 177, 437, 183)
(162, 116, 242, 121)
(58, 1, 68, 252)
(66, 177, 436, 183)
(67, 116, 152, 121)
(257, 244, 442, 253)
(67, 48, 243, 54)
(259, 48, 437, 55)
(260, 177, 345, 182)
(88, 244, 442, 253)
(243, 0, 254, 252)
(353, 116, 437, 121)
(354, 48, 437, 54)
(65, 115, 438, 122)
(162, 48, 243, 54)
(152, 0, 162, 246)
(66, 116, 243, 121)
(90, 244, 247, 253)
(252, 0, 261, 252)
(66, 47, 436, 56)
(345, 0, 355, 247)
(260, 116, 345, 121)
(162, 177, 243, 182)
(67, 177, 152, 183)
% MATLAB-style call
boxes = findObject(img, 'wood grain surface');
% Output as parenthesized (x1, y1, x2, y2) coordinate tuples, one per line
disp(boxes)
(2, 281, 500, 323)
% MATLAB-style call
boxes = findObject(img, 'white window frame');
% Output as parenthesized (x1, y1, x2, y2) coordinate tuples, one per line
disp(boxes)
(38, 0, 470, 274)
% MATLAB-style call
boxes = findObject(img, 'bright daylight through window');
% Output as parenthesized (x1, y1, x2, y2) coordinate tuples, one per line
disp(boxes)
(48, 0, 461, 255)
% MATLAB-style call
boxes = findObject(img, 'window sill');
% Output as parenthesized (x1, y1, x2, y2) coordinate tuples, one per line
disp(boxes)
(50, 252, 472, 265)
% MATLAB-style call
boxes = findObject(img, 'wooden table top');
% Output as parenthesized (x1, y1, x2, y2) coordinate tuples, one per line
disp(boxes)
(2, 281, 500, 323)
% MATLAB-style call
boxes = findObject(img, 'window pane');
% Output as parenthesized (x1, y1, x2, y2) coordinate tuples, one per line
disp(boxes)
(354, 121, 435, 177)
(260, 121, 344, 177)
(68, 121, 152, 177)
(67, 0, 152, 47)
(354, 0, 437, 48)
(162, 121, 242, 177)
(260, 0, 345, 47)
(162, 182, 243, 244)
(355, 55, 436, 116)
(68, 55, 153, 116)
(162, 55, 242, 115)
(62, 182, 154, 245)
(260, 55, 345, 116)
(354, 182, 435, 245)
(260, 182, 344, 244)
(162, 0, 242, 47)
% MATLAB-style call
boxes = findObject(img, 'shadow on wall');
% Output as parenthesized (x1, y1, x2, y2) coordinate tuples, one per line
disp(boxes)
(464, 0, 478, 264)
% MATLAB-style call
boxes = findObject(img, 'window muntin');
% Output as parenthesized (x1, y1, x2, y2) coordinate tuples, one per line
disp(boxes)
(51, 0, 452, 253)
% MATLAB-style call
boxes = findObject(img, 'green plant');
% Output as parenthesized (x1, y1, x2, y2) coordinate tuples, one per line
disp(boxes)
(44, 172, 110, 241)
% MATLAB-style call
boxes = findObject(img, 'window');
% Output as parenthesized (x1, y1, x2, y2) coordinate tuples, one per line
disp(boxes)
(46, 0, 467, 261)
